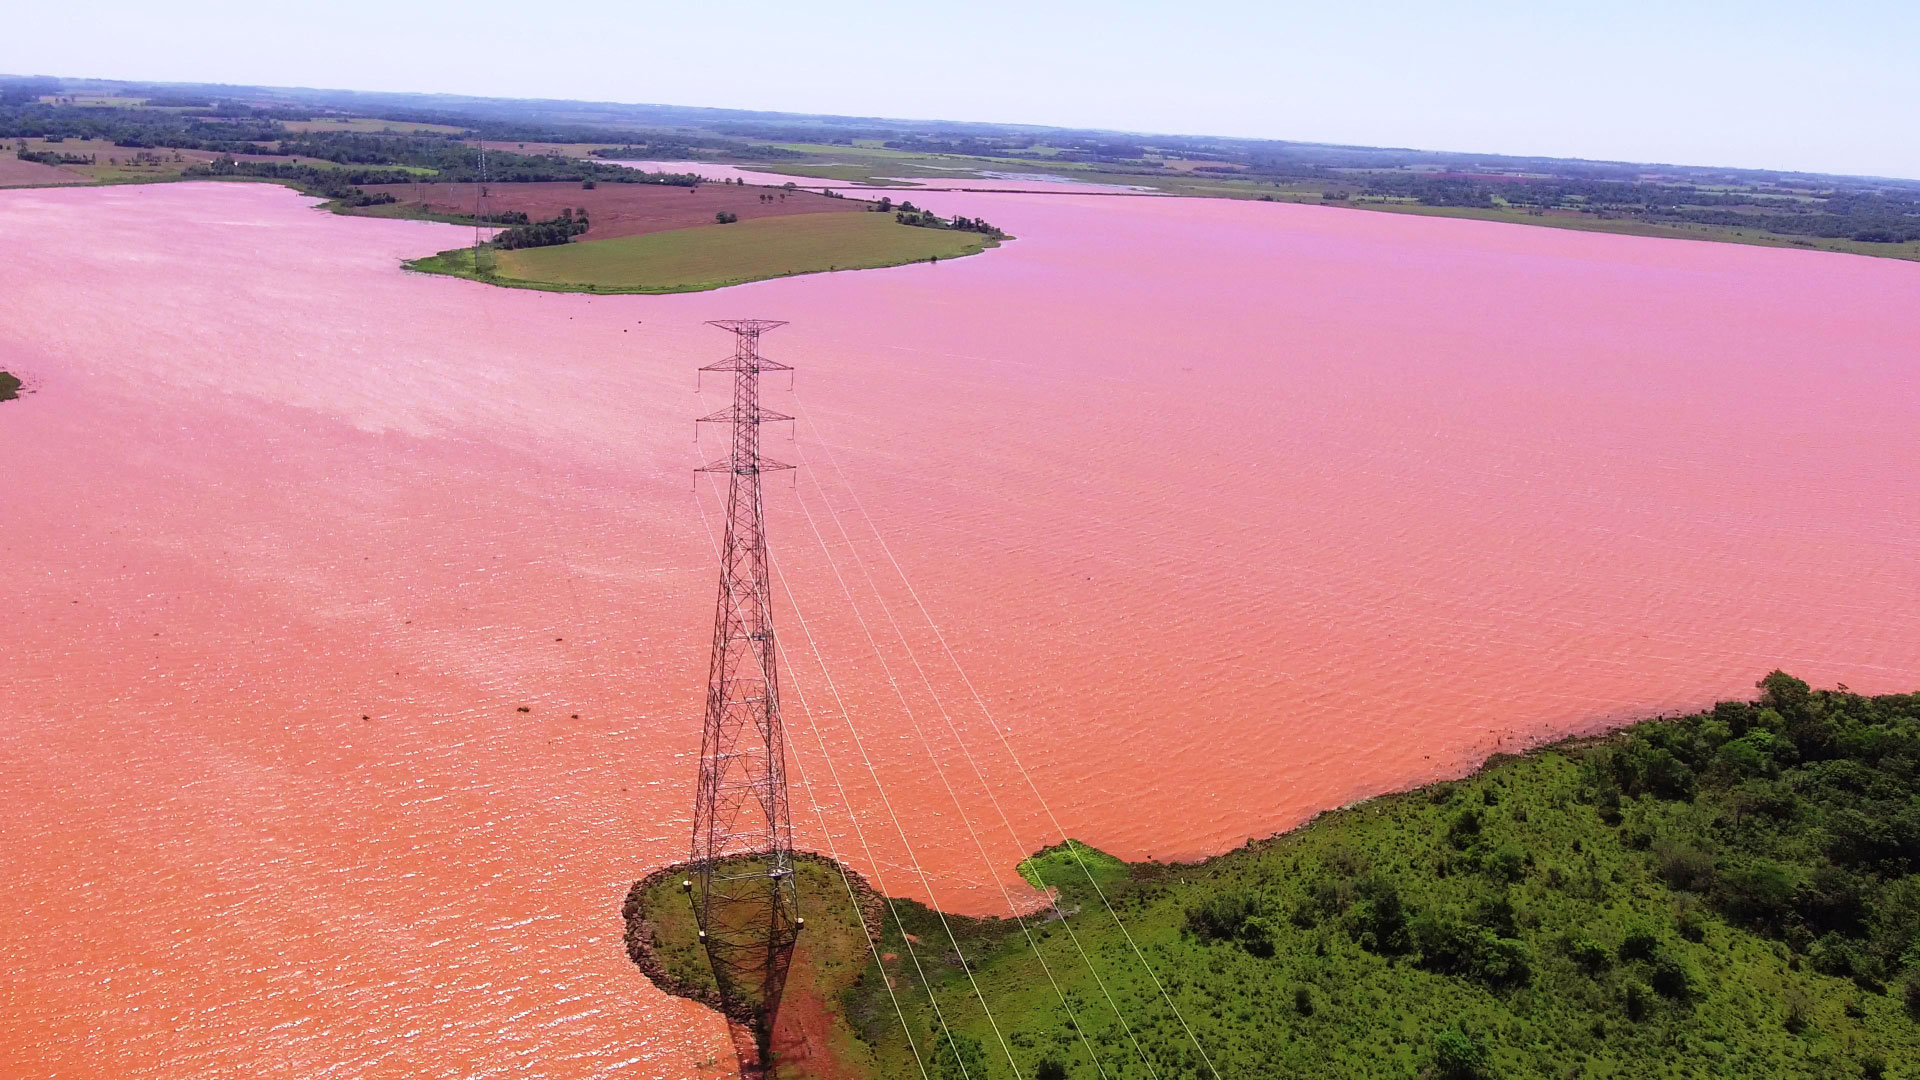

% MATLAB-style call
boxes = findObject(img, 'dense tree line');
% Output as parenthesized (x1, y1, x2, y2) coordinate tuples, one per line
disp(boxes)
(892, 202, 1004, 237)
(0, 103, 280, 151)
(271, 133, 703, 186)
(1240, 672, 1920, 1009)
(184, 156, 425, 201)
(15, 145, 93, 166)
(1317, 168, 1920, 243)
(489, 207, 589, 249)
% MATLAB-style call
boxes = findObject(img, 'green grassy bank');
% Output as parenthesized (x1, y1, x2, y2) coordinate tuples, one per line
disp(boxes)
(404, 212, 1000, 294)
(631, 674, 1920, 1079)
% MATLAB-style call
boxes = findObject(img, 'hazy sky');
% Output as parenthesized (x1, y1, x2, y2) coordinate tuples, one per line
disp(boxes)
(6, 0, 1917, 179)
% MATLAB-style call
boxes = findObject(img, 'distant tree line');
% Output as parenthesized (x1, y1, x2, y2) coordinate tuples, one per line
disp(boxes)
(15, 144, 93, 166)
(0, 103, 281, 151)
(185, 156, 425, 201)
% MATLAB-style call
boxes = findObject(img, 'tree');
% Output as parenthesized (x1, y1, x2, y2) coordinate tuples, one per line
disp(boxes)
(1035, 1060, 1068, 1080)
(714, 211, 737, 224)
(1433, 1024, 1489, 1080)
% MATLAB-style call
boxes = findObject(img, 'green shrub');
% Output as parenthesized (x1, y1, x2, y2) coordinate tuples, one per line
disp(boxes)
(1433, 1024, 1490, 1080)
(1650, 953, 1694, 1000)
(1346, 875, 1411, 954)
(1656, 844, 1718, 892)
(1185, 892, 1274, 955)
(1625, 981, 1652, 1021)
(1487, 844, 1529, 883)
(1783, 989, 1812, 1034)
(1620, 930, 1659, 962)
(1448, 809, 1484, 848)
(1571, 937, 1611, 975)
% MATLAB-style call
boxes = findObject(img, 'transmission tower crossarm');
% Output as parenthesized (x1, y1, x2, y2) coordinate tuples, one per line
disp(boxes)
(697, 404, 796, 425)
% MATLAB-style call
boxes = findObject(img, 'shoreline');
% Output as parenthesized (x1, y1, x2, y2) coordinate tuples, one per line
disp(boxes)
(625, 677, 1920, 1079)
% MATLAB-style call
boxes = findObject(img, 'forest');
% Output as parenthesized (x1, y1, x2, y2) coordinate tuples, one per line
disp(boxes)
(635, 674, 1920, 1079)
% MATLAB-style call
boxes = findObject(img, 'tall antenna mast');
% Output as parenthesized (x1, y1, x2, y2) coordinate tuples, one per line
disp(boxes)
(471, 140, 490, 273)
(689, 319, 799, 1067)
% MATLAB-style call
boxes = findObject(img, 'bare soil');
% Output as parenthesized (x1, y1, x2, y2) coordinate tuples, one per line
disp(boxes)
(359, 180, 869, 241)
(0, 157, 90, 187)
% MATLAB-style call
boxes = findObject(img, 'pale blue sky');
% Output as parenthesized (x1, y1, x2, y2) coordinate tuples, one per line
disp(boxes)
(6, 0, 1917, 179)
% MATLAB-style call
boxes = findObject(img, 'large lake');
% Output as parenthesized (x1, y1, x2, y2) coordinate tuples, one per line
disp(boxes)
(2, 177, 1916, 1077)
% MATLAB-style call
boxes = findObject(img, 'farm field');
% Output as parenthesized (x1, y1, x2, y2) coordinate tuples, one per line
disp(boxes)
(0, 154, 87, 186)
(355, 179, 864, 239)
(406, 211, 997, 293)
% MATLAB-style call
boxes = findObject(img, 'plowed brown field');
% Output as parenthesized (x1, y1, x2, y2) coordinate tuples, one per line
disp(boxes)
(0, 157, 88, 187)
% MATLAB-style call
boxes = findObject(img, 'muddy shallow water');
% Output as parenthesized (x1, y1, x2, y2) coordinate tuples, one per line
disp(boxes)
(2, 179, 1916, 1078)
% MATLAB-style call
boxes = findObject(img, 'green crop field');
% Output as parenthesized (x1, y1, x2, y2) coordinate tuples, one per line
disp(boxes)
(406, 212, 1000, 294)
(633, 674, 1920, 1080)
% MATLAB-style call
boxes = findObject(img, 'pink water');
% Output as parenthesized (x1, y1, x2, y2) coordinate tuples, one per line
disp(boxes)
(606, 159, 1157, 193)
(3, 179, 1917, 1079)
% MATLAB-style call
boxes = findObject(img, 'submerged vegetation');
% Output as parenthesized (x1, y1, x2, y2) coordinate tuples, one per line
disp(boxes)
(634, 674, 1920, 1079)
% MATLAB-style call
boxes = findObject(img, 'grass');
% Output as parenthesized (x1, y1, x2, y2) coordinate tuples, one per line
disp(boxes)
(405, 212, 1002, 294)
(1016, 841, 1129, 892)
(634, 676, 1920, 1079)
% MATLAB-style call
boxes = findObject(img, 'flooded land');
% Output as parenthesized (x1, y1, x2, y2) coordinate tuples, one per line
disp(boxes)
(1, 177, 1916, 1078)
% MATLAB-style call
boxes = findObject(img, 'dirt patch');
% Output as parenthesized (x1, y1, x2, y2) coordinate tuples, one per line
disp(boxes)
(360, 180, 869, 241)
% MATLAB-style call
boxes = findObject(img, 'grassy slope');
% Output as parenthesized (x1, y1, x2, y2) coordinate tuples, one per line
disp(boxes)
(638, 676, 1920, 1080)
(405, 212, 999, 294)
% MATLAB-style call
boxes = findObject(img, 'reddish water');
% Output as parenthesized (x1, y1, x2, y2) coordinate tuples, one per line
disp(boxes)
(3, 180, 1917, 1078)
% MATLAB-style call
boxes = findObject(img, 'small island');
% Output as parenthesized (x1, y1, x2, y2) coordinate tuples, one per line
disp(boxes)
(404, 201, 1004, 295)
(628, 673, 1920, 1079)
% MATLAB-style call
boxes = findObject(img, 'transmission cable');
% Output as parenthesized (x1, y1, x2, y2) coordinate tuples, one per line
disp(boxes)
(785, 468, 1026, 1080)
(794, 451, 1137, 1079)
(798, 406, 1225, 1080)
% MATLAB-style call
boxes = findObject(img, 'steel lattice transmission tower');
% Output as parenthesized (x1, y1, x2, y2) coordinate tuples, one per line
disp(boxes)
(689, 318, 801, 1052)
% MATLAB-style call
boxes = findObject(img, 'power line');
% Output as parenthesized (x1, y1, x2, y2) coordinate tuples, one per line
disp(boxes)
(798, 407, 1225, 1080)
(689, 459, 931, 1080)
(786, 466, 1021, 1080)
(794, 457, 1128, 1080)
